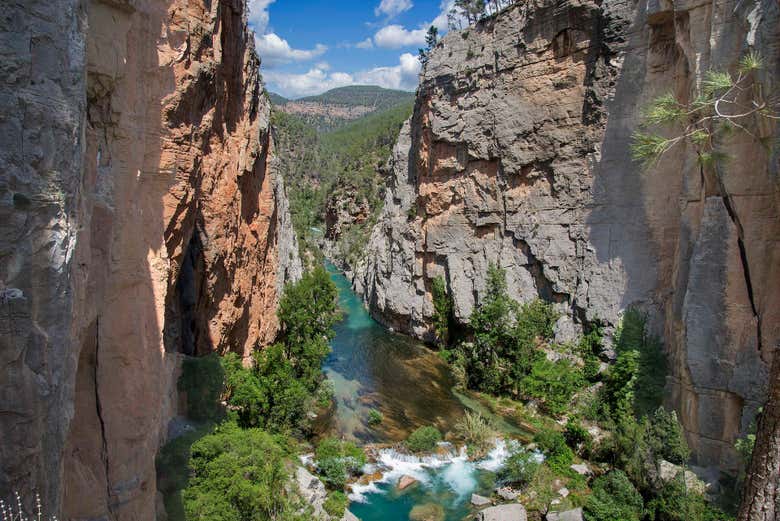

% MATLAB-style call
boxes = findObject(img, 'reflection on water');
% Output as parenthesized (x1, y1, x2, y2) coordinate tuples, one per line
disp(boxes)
(322, 262, 466, 442)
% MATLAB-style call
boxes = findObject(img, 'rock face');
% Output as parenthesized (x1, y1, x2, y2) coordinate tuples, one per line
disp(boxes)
(353, 0, 779, 471)
(0, 0, 300, 518)
(476, 504, 528, 521)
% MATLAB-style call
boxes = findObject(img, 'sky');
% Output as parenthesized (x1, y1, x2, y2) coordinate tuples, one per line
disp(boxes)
(248, 0, 461, 99)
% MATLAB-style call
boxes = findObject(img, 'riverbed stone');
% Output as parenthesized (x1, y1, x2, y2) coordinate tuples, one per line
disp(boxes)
(546, 508, 583, 521)
(476, 504, 527, 521)
(409, 503, 445, 521)
(496, 487, 520, 500)
(398, 475, 418, 490)
(471, 493, 492, 506)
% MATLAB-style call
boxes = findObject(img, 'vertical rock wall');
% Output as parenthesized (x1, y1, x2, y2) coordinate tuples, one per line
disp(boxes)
(354, 0, 779, 471)
(0, 0, 301, 518)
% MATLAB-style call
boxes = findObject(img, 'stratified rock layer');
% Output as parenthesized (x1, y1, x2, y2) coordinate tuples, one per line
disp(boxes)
(354, 0, 779, 471)
(0, 0, 300, 517)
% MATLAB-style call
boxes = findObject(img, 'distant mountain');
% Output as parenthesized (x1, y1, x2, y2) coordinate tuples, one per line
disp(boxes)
(267, 91, 289, 106)
(270, 86, 416, 132)
(298, 86, 415, 111)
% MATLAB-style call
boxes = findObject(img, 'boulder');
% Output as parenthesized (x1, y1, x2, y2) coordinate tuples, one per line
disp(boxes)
(546, 508, 583, 521)
(342, 510, 360, 521)
(398, 474, 418, 490)
(471, 493, 492, 506)
(409, 503, 445, 521)
(570, 463, 592, 476)
(652, 460, 708, 495)
(496, 487, 520, 501)
(295, 467, 328, 518)
(476, 504, 527, 521)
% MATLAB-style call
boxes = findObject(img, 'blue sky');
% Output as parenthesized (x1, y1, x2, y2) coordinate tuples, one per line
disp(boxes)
(249, 0, 459, 98)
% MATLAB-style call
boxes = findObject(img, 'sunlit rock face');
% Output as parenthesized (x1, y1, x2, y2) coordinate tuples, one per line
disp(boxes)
(0, 0, 300, 517)
(354, 0, 779, 471)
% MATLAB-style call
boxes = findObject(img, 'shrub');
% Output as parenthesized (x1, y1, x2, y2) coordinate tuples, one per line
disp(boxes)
(578, 327, 603, 381)
(431, 276, 453, 346)
(646, 473, 728, 521)
(182, 422, 304, 521)
(406, 426, 442, 453)
(584, 470, 644, 521)
(323, 491, 348, 518)
(645, 407, 689, 465)
(315, 438, 366, 489)
(533, 429, 574, 474)
(521, 358, 584, 416)
(179, 354, 224, 422)
(497, 448, 540, 487)
(517, 299, 558, 341)
(367, 409, 383, 426)
(455, 411, 494, 456)
(564, 418, 592, 451)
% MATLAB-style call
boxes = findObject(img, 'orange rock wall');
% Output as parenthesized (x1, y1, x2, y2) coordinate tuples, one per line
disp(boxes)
(0, 0, 300, 518)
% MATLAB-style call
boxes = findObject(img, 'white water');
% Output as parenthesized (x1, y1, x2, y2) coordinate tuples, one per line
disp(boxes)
(349, 438, 519, 503)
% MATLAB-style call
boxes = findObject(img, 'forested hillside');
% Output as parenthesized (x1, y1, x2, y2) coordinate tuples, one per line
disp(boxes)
(272, 91, 414, 264)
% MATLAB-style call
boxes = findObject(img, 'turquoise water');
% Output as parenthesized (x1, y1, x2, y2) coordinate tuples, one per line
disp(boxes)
(322, 262, 466, 443)
(321, 263, 514, 521)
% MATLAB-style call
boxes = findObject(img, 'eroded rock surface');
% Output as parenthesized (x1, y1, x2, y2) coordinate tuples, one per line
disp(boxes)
(0, 0, 300, 517)
(354, 0, 779, 470)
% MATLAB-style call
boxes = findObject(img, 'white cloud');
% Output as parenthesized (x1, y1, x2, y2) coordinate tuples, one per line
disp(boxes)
(373, 1, 465, 49)
(247, 0, 276, 34)
(265, 53, 421, 98)
(374, 24, 427, 49)
(356, 38, 374, 49)
(256, 33, 327, 68)
(375, 0, 413, 18)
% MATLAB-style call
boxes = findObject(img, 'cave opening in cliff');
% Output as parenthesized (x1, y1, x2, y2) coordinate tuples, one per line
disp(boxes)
(172, 230, 207, 356)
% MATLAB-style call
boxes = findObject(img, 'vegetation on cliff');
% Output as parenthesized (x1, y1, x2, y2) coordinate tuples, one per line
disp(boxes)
(157, 267, 340, 521)
(272, 89, 414, 266)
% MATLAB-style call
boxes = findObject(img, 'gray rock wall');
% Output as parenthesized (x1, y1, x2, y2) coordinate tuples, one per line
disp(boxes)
(353, 0, 779, 471)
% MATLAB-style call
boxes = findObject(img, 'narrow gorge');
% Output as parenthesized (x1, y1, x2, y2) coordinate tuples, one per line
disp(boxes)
(0, 1, 777, 521)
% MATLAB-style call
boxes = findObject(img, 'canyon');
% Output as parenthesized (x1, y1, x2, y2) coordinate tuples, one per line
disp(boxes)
(353, 0, 779, 475)
(0, 0, 299, 518)
(1, 0, 778, 519)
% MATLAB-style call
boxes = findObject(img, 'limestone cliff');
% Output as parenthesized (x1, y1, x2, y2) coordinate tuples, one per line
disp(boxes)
(354, 0, 779, 472)
(0, 0, 301, 518)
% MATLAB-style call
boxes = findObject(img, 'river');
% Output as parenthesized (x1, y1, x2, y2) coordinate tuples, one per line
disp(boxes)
(320, 263, 519, 521)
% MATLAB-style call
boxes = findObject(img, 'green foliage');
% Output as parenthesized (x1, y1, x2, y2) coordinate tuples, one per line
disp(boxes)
(298, 86, 415, 112)
(454, 411, 494, 456)
(646, 473, 729, 521)
(584, 470, 644, 521)
(179, 354, 225, 422)
(497, 448, 540, 486)
(367, 409, 384, 426)
(564, 418, 592, 451)
(323, 491, 348, 518)
(459, 264, 558, 397)
(315, 438, 367, 489)
(182, 421, 305, 521)
(605, 309, 667, 419)
(405, 426, 443, 453)
(645, 407, 690, 465)
(631, 132, 674, 166)
(578, 326, 603, 381)
(533, 429, 574, 474)
(642, 93, 687, 126)
(521, 358, 584, 416)
(220, 267, 339, 432)
(431, 276, 453, 346)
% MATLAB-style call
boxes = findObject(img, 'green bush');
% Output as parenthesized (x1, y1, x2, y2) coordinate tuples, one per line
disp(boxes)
(367, 409, 384, 426)
(315, 438, 367, 489)
(521, 358, 584, 416)
(517, 299, 559, 341)
(218, 267, 340, 433)
(431, 276, 453, 346)
(323, 491, 349, 518)
(497, 448, 540, 487)
(182, 422, 305, 521)
(584, 470, 644, 521)
(646, 473, 729, 521)
(578, 327, 603, 381)
(179, 354, 225, 422)
(455, 411, 494, 457)
(405, 426, 442, 453)
(645, 407, 690, 464)
(533, 429, 574, 474)
(564, 418, 592, 451)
